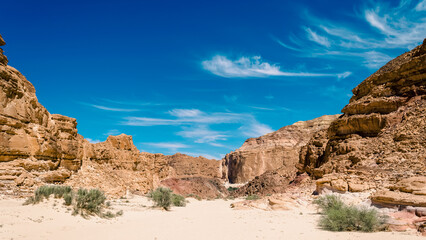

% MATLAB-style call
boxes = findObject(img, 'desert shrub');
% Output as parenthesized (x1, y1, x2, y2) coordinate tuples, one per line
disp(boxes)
(24, 185, 72, 205)
(313, 195, 344, 212)
(186, 194, 202, 201)
(314, 195, 386, 232)
(246, 194, 260, 200)
(171, 193, 186, 207)
(24, 185, 122, 218)
(63, 192, 73, 206)
(148, 187, 172, 210)
(116, 210, 124, 216)
(227, 187, 238, 192)
(74, 188, 106, 215)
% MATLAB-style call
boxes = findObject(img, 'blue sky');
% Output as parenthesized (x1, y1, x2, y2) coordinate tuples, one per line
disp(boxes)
(2, 0, 425, 159)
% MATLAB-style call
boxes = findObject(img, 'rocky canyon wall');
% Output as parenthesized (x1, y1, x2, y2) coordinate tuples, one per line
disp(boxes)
(0, 34, 222, 196)
(297, 39, 426, 206)
(223, 114, 340, 183)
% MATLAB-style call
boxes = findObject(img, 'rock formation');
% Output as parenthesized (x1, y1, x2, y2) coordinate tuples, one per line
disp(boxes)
(0, 34, 222, 196)
(223, 114, 340, 183)
(298, 39, 426, 206)
(160, 177, 228, 199)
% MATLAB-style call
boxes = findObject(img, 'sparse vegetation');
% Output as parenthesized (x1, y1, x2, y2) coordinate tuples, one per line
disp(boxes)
(73, 188, 106, 216)
(186, 193, 202, 201)
(227, 187, 238, 192)
(24, 185, 122, 218)
(24, 185, 72, 205)
(148, 187, 187, 210)
(245, 194, 260, 200)
(171, 193, 186, 207)
(313, 195, 387, 232)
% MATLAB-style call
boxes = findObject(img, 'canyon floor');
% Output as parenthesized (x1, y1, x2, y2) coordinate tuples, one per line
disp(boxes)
(0, 195, 422, 240)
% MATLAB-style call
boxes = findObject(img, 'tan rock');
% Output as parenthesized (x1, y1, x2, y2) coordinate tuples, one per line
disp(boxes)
(0, 42, 224, 196)
(224, 114, 340, 183)
(298, 39, 426, 194)
(371, 190, 426, 207)
(390, 177, 426, 195)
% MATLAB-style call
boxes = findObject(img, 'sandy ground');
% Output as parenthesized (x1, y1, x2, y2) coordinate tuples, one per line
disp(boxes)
(0, 195, 422, 240)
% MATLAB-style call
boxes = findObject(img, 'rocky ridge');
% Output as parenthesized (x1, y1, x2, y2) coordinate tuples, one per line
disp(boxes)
(223, 114, 340, 183)
(297, 39, 426, 206)
(0, 34, 222, 196)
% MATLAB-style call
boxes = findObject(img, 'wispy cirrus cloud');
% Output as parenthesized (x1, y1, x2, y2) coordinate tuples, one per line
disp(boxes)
(86, 138, 101, 144)
(90, 104, 140, 112)
(202, 55, 351, 79)
(144, 142, 191, 151)
(239, 121, 273, 137)
(275, 0, 426, 69)
(123, 108, 274, 145)
(177, 125, 228, 144)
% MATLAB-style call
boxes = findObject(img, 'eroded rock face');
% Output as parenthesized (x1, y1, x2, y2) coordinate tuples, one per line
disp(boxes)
(223, 114, 340, 183)
(0, 36, 223, 196)
(160, 177, 228, 199)
(298, 39, 426, 198)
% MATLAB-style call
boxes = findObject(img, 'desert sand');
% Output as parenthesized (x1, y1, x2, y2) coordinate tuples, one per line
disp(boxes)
(0, 195, 422, 240)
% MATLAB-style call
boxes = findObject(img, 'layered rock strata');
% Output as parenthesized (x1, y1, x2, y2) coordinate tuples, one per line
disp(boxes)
(297, 39, 426, 206)
(0, 35, 222, 196)
(223, 114, 340, 183)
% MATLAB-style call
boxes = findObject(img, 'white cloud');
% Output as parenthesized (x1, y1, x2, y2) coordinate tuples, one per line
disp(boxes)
(305, 27, 331, 47)
(202, 55, 348, 78)
(168, 109, 202, 118)
(276, 0, 426, 69)
(123, 109, 244, 126)
(91, 104, 139, 112)
(123, 108, 274, 142)
(87, 138, 101, 144)
(177, 125, 228, 143)
(239, 121, 274, 137)
(144, 142, 190, 150)
(104, 129, 121, 136)
(416, 0, 426, 10)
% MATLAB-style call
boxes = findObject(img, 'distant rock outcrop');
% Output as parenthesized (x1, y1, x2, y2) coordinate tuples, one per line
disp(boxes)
(0, 35, 222, 196)
(298, 39, 426, 206)
(223, 114, 340, 183)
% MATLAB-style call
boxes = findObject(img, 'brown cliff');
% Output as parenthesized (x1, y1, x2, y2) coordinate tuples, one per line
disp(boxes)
(298, 39, 426, 206)
(223, 114, 340, 183)
(0, 35, 222, 196)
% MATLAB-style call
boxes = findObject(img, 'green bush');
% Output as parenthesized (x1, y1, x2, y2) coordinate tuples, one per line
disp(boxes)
(171, 194, 186, 207)
(314, 195, 386, 232)
(227, 187, 238, 192)
(148, 187, 173, 210)
(24, 185, 122, 219)
(63, 192, 73, 206)
(74, 188, 106, 215)
(24, 185, 72, 205)
(246, 194, 260, 200)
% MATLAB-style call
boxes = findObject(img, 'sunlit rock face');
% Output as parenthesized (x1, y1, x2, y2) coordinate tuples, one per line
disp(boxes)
(0, 35, 223, 196)
(223, 114, 340, 183)
(298, 39, 426, 206)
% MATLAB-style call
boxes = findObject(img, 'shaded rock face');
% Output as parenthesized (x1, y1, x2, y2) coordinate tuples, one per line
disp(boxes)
(223, 114, 340, 183)
(0, 35, 223, 196)
(233, 171, 311, 197)
(298, 39, 426, 201)
(160, 177, 228, 199)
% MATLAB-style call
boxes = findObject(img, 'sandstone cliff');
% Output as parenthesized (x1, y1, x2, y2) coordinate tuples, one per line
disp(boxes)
(0, 35, 222, 196)
(298, 39, 426, 206)
(223, 114, 340, 183)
